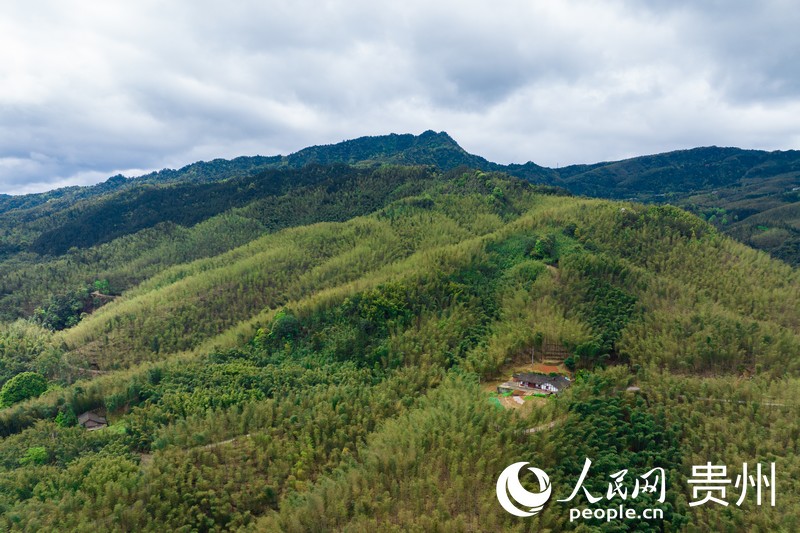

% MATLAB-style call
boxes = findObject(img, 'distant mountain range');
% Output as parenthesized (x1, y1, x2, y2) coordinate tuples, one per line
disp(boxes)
(2, 130, 798, 264)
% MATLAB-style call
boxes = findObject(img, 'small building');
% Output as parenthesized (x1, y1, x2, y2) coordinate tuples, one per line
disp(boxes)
(515, 373, 571, 393)
(78, 411, 107, 431)
(497, 373, 572, 395)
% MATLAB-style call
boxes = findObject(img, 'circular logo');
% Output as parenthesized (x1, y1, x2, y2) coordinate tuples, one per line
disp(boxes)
(496, 462, 552, 517)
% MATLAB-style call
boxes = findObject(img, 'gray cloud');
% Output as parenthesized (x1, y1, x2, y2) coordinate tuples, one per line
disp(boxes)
(1, 0, 799, 193)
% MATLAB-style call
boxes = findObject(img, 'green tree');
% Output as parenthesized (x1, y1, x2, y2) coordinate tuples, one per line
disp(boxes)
(269, 310, 301, 341)
(55, 407, 78, 427)
(19, 446, 48, 466)
(0, 371, 48, 407)
(93, 279, 111, 294)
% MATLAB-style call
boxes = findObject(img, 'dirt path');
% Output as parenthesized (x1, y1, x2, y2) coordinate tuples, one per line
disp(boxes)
(525, 416, 566, 434)
(138, 433, 253, 472)
(65, 364, 110, 378)
(200, 433, 252, 449)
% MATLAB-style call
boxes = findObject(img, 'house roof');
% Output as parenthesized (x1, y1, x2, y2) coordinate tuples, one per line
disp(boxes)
(78, 412, 107, 425)
(513, 372, 571, 389)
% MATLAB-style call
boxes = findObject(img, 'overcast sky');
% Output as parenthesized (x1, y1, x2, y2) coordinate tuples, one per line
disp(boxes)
(2, 0, 799, 194)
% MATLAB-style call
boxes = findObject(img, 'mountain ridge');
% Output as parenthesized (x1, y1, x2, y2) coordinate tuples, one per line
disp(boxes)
(5, 131, 799, 213)
(4, 131, 798, 200)
(2, 130, 798, 265)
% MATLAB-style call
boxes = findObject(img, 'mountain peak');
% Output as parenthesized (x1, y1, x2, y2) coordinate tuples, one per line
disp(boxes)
(418, 129, 455, 141)
(280, 130, 484, 170)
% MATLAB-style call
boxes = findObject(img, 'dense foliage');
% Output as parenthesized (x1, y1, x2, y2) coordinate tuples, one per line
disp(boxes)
(0, 149, 797, 531)
(2, 132, 797, 270)
(0, 372, 48, 408)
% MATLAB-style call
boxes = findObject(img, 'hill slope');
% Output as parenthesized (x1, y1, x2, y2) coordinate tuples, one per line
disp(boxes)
(0, 165, 442, 320)
(0, 165, 797, 531)
(2, 131, 797, 268)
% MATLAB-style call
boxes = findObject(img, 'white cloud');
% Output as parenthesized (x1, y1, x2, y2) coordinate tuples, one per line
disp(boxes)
(1, 0, 799, 193)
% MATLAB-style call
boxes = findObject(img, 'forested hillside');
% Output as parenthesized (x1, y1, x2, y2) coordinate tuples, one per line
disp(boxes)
(3, 132, 796, 270)
(0, 155, 797, 531)
(284, 134, 800, 265)
(0, 165, 439, 320)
